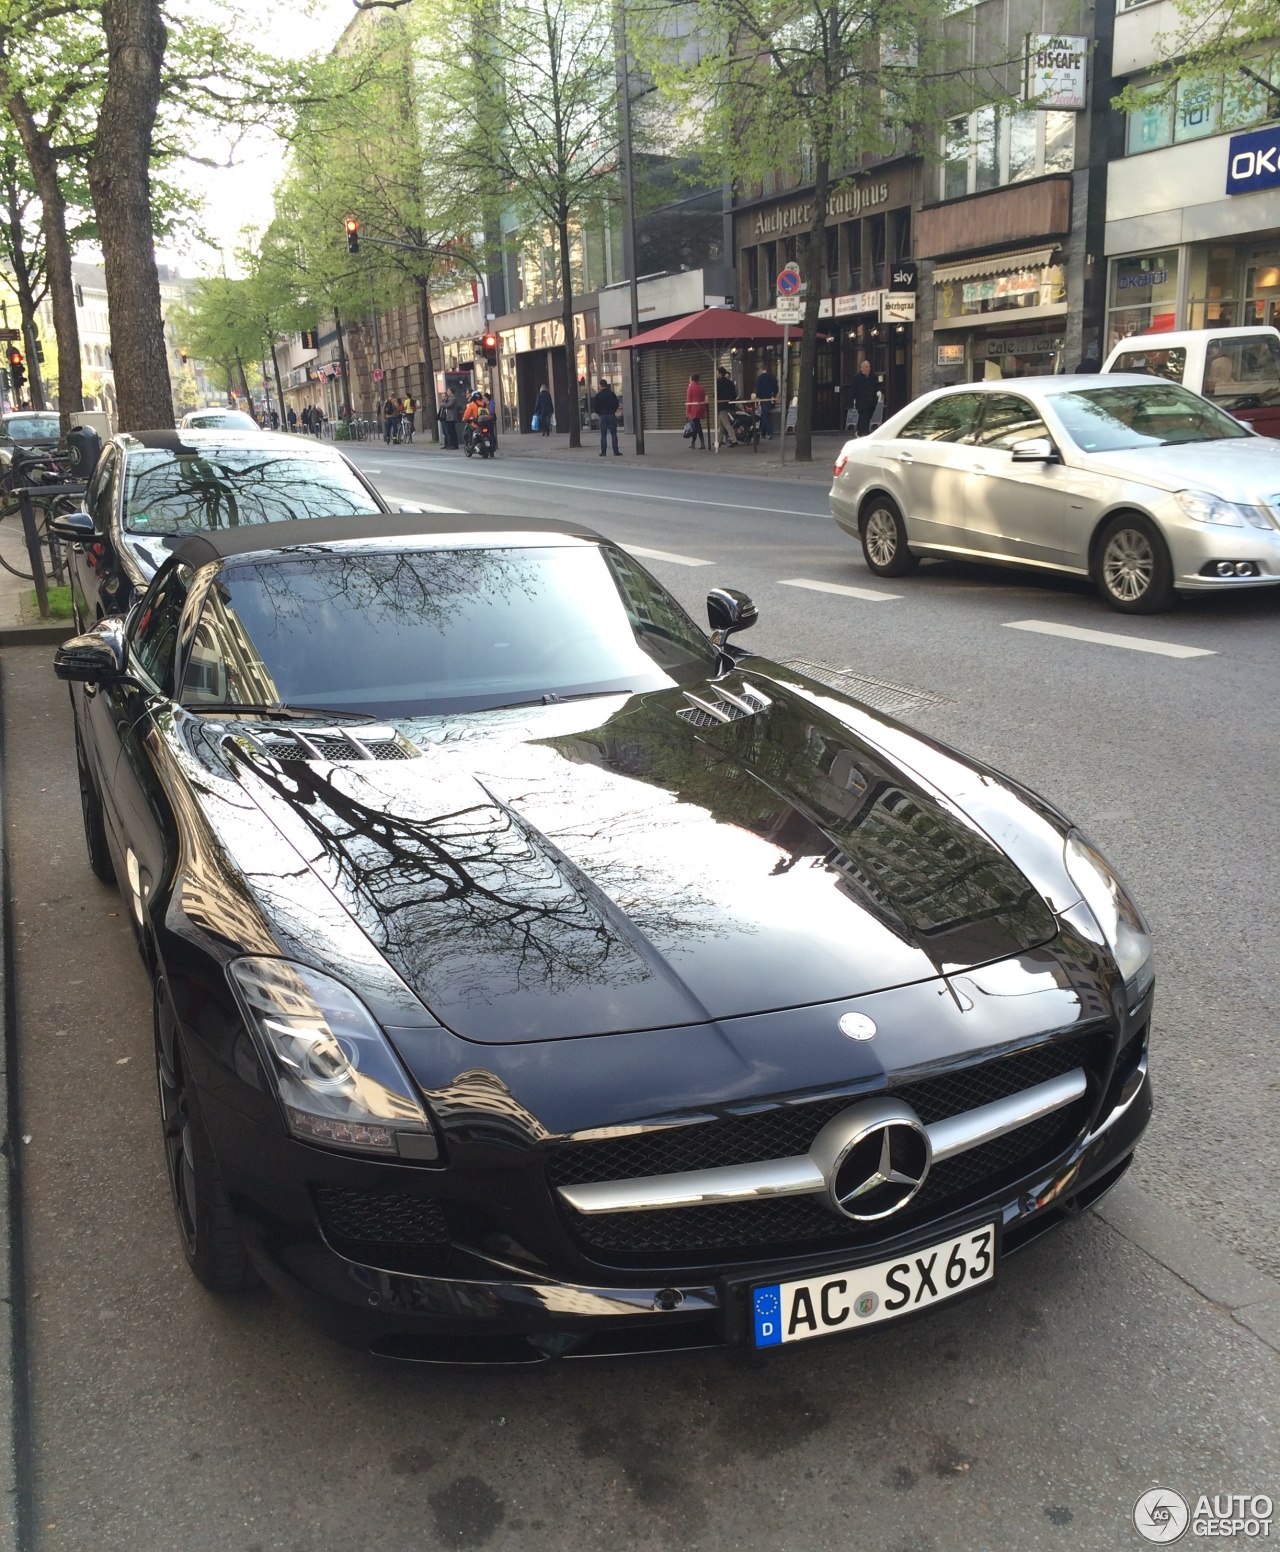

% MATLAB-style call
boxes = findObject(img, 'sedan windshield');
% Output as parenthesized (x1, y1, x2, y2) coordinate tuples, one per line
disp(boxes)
(1050, 384, 1250, 452)
(3, 413, 60, 442)
(181, 543, 720, 716)
(124, 446, 379, 534)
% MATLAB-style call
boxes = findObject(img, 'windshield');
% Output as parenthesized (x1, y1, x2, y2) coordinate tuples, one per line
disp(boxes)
(1049, 384, 1250, 452)
(124, 446, 379, 534)
(186, 412, 258, 430)
(3, 414, 60, 443)
(180, 543, 721, 717)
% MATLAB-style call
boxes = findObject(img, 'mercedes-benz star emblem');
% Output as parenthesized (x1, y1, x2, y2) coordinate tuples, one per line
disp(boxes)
(808, 1098, 933, 1222)
(838, 1012, 876, 1040)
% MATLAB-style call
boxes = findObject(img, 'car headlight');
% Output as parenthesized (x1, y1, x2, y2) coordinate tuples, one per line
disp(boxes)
(1174, 489, 1269, 528)
(1063, 833, 1152, 992)
(227, 957, 438, 1159)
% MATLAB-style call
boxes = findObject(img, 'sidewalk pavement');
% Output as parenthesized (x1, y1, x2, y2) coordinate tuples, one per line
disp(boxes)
(373, 426, 846, 484)
(0, 514, 74, 646)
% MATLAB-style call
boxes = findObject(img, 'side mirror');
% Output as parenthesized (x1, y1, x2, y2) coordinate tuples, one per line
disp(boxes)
(1011, 436, 1059, 463)
(47, 509, 96, 543)
(54, 619, 126, 683)
(707, 587, 758, 648)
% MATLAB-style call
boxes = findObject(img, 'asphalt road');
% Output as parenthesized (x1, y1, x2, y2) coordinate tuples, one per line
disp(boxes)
(5, 448, 1279, 1551)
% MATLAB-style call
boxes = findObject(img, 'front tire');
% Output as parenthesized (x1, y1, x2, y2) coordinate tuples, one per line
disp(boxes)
(1096, 513, 1174, 613)
(155, 979, 257, 1294)
(860, 497, 918, 577)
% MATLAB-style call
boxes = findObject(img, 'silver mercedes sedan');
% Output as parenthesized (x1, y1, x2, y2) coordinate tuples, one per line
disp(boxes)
(829, 374, 1280, 612)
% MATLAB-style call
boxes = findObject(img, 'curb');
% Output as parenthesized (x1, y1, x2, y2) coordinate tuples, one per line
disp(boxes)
(0, 659, 27, 1552)
(1093, 1179, 1280, 1355)
(0, 625, 74, 649)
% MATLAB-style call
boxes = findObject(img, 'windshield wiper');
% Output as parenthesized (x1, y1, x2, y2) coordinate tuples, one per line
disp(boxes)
(188, 702, 378, 722)
(485, 689, 635, 712)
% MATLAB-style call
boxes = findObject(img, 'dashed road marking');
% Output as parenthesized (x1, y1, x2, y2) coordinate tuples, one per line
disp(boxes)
(1003, 619, 1215, 658)
(778, 577, 902, 603)
(626, 545, 714, 567)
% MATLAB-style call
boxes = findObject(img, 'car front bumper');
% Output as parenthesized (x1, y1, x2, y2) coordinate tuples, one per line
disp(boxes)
(212, 1053, 1151, 1363)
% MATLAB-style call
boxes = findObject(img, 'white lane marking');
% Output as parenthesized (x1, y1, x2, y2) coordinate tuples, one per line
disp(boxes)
(625, 545, 713, 567)
(778, 577, 901, 603)
(1003, 619, 1215, 658)
(360, 462, 826, 519)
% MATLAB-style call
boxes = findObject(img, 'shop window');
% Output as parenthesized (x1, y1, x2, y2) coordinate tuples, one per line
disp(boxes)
(1174, 77, 1219, 141)
(1106, 249, 1179, 346)
(938, 108, 1076, 198)
(1244, 253, 1280, 329)
(1125, 93, 1172, 154)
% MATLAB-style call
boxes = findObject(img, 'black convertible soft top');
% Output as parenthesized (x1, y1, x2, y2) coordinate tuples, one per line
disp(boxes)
(171, 511, 606, 568)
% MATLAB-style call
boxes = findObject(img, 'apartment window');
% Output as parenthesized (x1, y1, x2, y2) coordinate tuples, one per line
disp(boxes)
(1125, 62, 1280, 154)
(868, 214, 886, 289)
(1175, 77, 1220, 141)
(845, 223, 862, 293)
(938, 109, 1076, 198)
(744, 247, 760, 312)
(824, 226, 839, 293)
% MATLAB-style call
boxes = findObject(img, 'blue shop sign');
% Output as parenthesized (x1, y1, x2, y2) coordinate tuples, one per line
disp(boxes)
(1226, 124, 1280, 195)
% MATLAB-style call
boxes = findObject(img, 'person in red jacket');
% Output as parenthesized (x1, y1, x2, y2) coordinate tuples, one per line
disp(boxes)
(685, 373, 707, 449)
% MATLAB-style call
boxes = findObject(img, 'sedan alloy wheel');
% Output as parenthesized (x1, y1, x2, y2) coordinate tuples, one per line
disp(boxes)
(1097, 514, 1174, 613)
(861, 499, 917, 577)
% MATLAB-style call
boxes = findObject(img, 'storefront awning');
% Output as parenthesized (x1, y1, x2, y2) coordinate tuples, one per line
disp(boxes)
(932, 247, 1058, 285)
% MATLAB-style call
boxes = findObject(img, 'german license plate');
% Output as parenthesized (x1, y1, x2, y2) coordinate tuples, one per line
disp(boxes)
(751, 1223, 997, 1346)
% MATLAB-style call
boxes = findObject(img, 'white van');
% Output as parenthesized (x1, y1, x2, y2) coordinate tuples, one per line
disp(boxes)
(1101, 326, 1280, 439)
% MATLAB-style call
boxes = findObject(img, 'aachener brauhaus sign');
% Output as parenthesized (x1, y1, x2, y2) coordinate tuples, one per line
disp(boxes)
(740, 162, 915, 244)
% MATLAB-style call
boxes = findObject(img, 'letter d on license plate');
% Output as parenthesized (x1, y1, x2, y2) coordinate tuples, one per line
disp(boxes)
(752, 1224, 996, 1346)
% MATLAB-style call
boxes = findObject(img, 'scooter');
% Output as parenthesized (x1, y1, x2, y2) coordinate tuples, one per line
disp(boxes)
(463, 415, 497, 459)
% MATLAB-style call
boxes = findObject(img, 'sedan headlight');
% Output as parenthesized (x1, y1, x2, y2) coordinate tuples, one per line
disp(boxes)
(227, 957, 438, 1159)
(1063, 833, 1153, 992)
(1175, 490, 1274, 530)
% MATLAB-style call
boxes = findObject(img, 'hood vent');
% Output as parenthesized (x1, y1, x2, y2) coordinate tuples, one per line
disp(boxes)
(241, 726, 420, 762)
(676, 682, 772, 729)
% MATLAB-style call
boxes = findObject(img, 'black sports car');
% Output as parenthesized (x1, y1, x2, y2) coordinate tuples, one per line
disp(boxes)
(54, 513, 1152, 1360)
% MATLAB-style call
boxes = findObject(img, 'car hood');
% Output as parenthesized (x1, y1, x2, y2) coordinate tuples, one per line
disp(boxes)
(222, 673, 1057, 1043)
(1077, 436, 1280, 503)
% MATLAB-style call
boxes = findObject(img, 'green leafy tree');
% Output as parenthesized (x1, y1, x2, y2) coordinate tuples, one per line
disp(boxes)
(636, 0, 1009, 459)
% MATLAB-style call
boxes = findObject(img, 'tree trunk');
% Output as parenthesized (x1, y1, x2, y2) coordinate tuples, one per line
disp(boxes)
(792, 155, 831, 464)
(86, 0, 172, 432)
(556, 212, 580, 449)
(269, 335, 287, 428)
(1, 196, 44, 409)
(8, 92, 81, 426)
(414, 276, 440, 443)
(333, 307, 351, 417)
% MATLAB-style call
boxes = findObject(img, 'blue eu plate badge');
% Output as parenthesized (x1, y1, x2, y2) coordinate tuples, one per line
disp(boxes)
(753, 1284, 783, 1347)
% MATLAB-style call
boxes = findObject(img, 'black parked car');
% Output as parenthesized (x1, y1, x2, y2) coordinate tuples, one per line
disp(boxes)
(0, 409, 61, 475)
(55, 428, 403, 629)
(54, 512, 1152, 1360)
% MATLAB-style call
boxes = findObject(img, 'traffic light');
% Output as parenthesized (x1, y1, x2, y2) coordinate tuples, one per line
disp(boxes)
(179, 348, 189, 365)
(481, 332, 498, 364)
(7, 347, 24, 395)
(344, 217, 360, 255)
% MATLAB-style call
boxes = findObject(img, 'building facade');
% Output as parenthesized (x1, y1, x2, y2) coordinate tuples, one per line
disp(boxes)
(1105, 0, 1280, 345)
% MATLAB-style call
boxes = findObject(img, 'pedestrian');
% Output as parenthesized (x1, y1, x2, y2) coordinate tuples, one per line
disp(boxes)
(850, 359, 880, 437)
(592, 379, 621, 456)
(1072, 340, 1101, 374)
(754, 364, 778, 439)
(404, 394, 415, 440)
(268, 408, 279, 430)
(685, 373, 707, 449)
(716, 366, 740, 446)
(313, 406, 325, 437)
(533, 383, 554, 437)
(286, 405, 297, 433)
(442, 386, 462, 449)
(382, 395, 398, 444)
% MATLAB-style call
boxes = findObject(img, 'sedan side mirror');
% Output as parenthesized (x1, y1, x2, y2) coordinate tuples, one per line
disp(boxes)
(54, 619, 126, 683)
(1011, 437, 1059, 463)
(707, 587, 758, 648)
(47, 509, 96, 543)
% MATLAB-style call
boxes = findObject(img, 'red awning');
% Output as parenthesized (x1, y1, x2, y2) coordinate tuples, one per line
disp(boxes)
(611, 307, 786, 348)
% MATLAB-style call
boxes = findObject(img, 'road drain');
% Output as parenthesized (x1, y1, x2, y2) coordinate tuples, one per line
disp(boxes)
(781, 657, 951, 718)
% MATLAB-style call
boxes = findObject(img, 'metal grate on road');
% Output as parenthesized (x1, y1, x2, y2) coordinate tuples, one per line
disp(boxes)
(781, 657, 951, 718)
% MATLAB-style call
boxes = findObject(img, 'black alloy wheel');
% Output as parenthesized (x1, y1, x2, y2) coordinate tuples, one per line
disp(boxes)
(154, 978, 257, 1294)
(74, 721, 115, 884)
(860, 496, 918, 577)
(1096, 512, 1174, 614)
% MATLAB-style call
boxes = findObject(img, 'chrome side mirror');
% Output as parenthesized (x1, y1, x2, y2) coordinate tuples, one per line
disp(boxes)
(53, 618, 126, 683)
(47, 509, 96, 543)
(707, 587, 758, 648)
(1011, 437, 1059, 463)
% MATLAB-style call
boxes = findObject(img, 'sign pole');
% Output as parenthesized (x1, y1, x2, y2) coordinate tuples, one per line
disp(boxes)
(780, 323, 790, 466)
